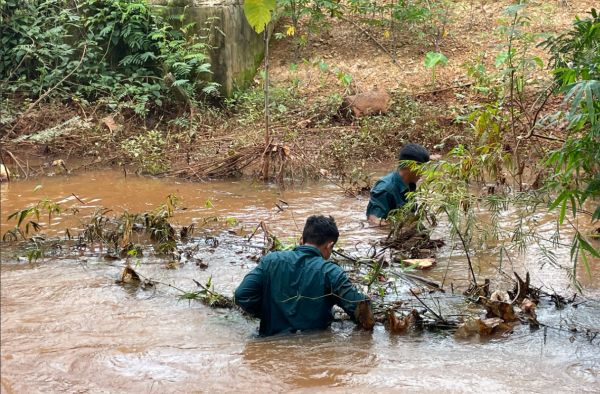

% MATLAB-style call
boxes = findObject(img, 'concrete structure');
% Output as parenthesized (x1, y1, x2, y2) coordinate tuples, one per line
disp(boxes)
(148, 0, 267, 98)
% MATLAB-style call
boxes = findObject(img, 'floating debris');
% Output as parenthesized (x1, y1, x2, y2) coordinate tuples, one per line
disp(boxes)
(354, 300, 375, 330)
(121, 264, 141, 283)
(385, 309, 421, 333)
(481, 297, 517, 322)
(403, 258, 436, 270)
(456, 317, 513, 338)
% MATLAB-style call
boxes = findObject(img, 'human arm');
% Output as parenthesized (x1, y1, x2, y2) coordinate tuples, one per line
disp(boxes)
(234, 265, 264, 318)
(328, 265, 371, 319)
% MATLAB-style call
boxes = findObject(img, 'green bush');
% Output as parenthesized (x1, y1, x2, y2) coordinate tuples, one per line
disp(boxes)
(1, 0, 217, 115)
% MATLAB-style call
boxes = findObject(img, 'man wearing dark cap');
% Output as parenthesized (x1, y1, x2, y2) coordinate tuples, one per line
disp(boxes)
(366, 144, 430, 223)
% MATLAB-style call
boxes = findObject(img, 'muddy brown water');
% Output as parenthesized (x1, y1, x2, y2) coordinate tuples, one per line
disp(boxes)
(1, 169, 599, 393)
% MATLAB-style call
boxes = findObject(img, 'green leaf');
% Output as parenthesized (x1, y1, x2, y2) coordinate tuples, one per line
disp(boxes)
(425, 52, 448, 69)
(494, 51, 509, 67)
(549, 190, 568, 210)
(580, 246, 591, 280)
(578, 235, 598, 280)
(579, 235, 600, 258)
(33, 185, 42, 193)
(569, 194, 577, 219)
(243, 0, 276, 33)
(502, 4, 526, 16)
(592, 204, 600, 222)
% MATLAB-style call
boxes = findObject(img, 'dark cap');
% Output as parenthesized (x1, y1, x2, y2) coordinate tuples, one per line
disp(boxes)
(399, 144, 430, 164)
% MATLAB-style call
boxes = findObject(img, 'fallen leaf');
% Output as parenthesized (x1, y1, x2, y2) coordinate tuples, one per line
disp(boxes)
(481, 297, 517, 321)
(282, 145, 291, 156)
(520, 298, 538, 322)
(456, 318, 493, 338)
(481, 317, 512, 332)
(354, 300, 375, 330)
(520, 298, 536, 314)
(490, 290, 509, 302)
(103, 116, 118, 132)
(121, 264, 140, 283)
(51, 159, 69, 172)
(403, 258, 436, 270)
(481, 317, 504, 328)
(296, 119, 312, 128)
(386, 309, 420, 333)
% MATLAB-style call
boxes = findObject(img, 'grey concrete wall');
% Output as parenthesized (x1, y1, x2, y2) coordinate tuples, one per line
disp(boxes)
(148, 0, 267, 98)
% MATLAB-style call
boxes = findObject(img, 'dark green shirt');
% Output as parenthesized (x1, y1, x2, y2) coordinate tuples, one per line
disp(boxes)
(234, 245, 369, 337)
(366, 170, 415, 219)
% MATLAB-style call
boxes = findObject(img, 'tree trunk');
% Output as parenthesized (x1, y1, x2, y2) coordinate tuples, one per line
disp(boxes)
(261, 24, 270, 180)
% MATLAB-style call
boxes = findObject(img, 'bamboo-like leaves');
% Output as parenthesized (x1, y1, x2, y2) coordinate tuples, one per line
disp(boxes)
(560, 80, 600, 126)
(575, 233, 598, 280)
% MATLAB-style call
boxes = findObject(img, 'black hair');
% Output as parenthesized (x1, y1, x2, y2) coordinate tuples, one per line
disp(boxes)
(398, 144, 430, 167)
(302, 215, 339, 246)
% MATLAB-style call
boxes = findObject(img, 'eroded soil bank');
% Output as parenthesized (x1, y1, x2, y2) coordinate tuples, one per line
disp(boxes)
(1, 169, 599, 393)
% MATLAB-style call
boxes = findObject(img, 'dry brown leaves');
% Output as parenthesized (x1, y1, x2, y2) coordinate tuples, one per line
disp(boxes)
(51, 159, 69, 172)
(386, 309, 421, 333)
(519, 298, 538, 324)
(456, 317, 513, 338)
(354, 300, 375, 330)
(121, 264, 141, 283)
(102, 116, 119, 133)
(481, 297, 518, 322)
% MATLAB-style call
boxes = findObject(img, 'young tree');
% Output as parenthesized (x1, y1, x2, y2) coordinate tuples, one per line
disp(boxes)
(244, 0, 276, 180)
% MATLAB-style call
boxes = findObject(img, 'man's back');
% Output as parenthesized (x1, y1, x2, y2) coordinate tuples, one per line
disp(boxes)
(366, 170, 412, 220)
(235, 245, 367, 336)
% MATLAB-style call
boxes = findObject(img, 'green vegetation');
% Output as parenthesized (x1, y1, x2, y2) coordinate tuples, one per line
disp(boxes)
(0, 0, 598, 289)
(1, 0, 216, 115)
(424, 52, 448, 89)
(386, 6, 600, 289)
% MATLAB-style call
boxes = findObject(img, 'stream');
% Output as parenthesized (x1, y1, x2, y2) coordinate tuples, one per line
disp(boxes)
(1, 167, 599, 393)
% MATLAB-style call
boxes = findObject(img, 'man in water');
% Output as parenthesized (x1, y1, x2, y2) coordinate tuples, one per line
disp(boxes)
(366, 143, 430, 224)
(235, 215, 372, 336)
